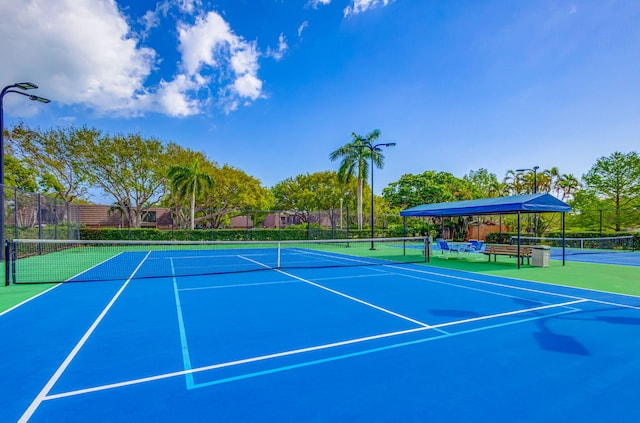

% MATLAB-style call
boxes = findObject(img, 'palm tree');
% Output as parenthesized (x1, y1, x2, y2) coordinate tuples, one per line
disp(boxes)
(168, 158, 214, 230)
(329, 129, 386, 230)
(556, 173, 580, 201)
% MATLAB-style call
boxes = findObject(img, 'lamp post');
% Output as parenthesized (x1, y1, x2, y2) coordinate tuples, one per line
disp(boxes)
(354, 141, 396, 250)
(516, 165, 540, 236)
(516, 165, 539, 194)
(1, 83, 51, 260)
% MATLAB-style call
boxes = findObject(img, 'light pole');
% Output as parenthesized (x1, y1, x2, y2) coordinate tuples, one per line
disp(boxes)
(354, 141, 396, 249)
(1, 82, 51, 260)
(516, 165, 540, 236)
(516, 165, 539, 194)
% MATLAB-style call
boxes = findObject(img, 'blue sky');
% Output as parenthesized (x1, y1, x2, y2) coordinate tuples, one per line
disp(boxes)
(1, 0, 639, 202)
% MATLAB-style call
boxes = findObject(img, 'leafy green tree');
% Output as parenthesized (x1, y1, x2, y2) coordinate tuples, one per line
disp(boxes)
(582, 151, 640, 231)
(329, 129, 388, 230)
(168, 157, 214, 230)
(272, 171, 356, 223)
(567, 190, 611, 232)
(4, 155, 38, 192)
(78, 133, 170, 228)
(463, 168, 502, 198)
(202, 164, 273, 229)
(6, 124, 95, 201)
(382, 170, 474, 208)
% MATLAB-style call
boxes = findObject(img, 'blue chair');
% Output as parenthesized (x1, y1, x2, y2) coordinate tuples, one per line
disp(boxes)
(468, 240, 485, 253)
(437, 239, 462, 257)
(466, 240, 486, 259)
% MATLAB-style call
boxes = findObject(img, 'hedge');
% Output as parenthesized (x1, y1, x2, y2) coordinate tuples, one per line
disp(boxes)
(79, 227, 408, 242)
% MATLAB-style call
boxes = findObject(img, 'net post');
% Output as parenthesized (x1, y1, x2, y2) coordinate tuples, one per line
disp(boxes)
(277, 241, 281, 268)
(425, 236, 430, 262)
(4, 240, 9, 286)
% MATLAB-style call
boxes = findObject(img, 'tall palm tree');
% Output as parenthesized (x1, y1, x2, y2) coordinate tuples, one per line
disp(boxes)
(168, 158, 214, 230)
(329, 129, 386, 230)
(556, 173, 580, 201)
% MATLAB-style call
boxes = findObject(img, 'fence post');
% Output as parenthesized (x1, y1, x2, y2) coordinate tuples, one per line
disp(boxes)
(346, 207, 350, 247)
(4, 241, 9, 286)
(66, 201, 70, 239)
(14, 187, 18, 241)
(37, 193, 42, 240)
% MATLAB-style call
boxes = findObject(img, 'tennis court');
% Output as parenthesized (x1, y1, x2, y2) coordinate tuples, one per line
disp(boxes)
(2, 238, 640, 422)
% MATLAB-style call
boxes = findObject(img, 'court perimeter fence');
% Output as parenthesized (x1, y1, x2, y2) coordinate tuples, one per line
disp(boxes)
(81, 208, 429, 242)
(2, 189, 638, 248)
(1, 185, 81, 243)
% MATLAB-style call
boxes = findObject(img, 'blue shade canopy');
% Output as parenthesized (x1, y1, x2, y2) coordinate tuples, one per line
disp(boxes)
(400, 194, 571, 217)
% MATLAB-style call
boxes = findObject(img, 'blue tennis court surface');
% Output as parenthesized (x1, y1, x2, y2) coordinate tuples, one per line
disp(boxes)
(550, 250, 640, 266)
(2, 248, 640, 422)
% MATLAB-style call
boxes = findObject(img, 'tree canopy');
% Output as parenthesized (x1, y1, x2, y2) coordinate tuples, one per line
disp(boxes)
(4, 123, 640, 234)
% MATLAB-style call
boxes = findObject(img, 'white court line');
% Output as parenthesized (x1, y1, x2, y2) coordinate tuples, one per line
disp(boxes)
(387, 264, 587, 301)
(385, 270, 572, 307)
(179, 280, 298, 292)
(274, 268, 434, 329)
(149, 253, 273, 261)
(18, 252, 153, 423)
(311, 273, 389, 282)
(0, 284, 61, 317)
(64, 251, 127, 282)
(389, 264, 640, 310)
(240, 255, 434, 328)
(287, 248, 377, 265)
(40, 298, 587, 401)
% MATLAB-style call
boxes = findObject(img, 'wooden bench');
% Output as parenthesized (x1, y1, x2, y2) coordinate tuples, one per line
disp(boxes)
(483, 245, 533, 264)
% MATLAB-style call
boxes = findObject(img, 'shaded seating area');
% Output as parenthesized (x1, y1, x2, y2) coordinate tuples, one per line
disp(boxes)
(437, 239, 484, 259)
(401, 194, 572, 268)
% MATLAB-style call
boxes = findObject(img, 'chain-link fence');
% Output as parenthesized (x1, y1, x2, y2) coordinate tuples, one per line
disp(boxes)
(2, 185, 81, 243)
(165, 208, 410, 240)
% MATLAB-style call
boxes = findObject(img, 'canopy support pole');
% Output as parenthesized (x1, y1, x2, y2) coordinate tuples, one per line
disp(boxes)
(517, 211, 521, 269)
(562, 212, 566, 266)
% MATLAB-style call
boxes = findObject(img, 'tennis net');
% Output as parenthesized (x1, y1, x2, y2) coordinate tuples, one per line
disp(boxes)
(509, 235, 635, 256)
(6, 236, 429, 284)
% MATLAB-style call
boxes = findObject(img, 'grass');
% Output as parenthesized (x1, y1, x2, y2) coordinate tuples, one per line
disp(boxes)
(426, 252, 640, 296)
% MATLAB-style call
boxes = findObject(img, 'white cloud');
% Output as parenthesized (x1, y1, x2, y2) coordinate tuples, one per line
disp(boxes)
(344, 0, 395, 18)
(0, 0, 156, 116)
(298, 21, 309, 38)
(156, 75, 201, 116)
(176, 11, 265, 113)
(175, 0, 202, 15)
(0, 1, 265, 118)
(308, 0, 331, 8)
(266, 33, 288, 60)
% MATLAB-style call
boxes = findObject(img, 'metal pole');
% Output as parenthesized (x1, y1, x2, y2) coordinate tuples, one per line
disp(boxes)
(562, 212, 566, 266)
(4, 241, 9, 286)
(66, 200, 70, 239)
(1, 93, 5, 261)
(533, 167, 538, 236)
(370, 152, 375, 250)
(1, 83, 50, 260)
(517, 211, 521, 269)
(13, 187, 18, 240)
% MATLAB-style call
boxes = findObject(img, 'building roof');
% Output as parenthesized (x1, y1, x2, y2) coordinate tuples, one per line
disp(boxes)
(400, 193, 571, 217)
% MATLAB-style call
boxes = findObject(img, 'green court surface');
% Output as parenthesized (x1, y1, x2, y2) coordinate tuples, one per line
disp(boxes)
(425, 254, 640, 296)
(0, 283, 56, 313)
